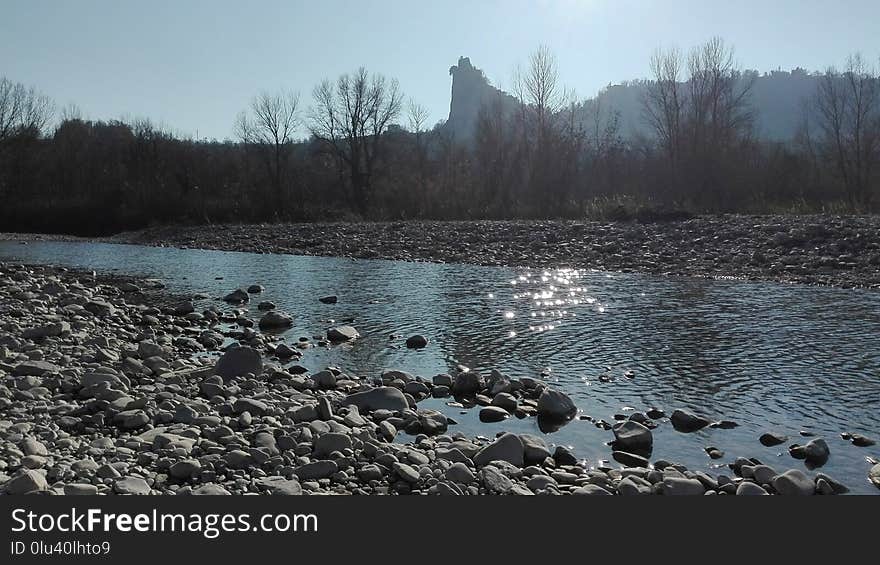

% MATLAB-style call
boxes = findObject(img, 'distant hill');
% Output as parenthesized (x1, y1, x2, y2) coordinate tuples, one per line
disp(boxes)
(445, 56, 823, 142)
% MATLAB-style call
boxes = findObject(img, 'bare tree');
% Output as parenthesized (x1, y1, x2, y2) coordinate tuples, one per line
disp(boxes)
(309, 68, 403, 213)
(643, 47, 684, 170)
(236, 89, 301, 214)
(643, 38, 753, 205)
(815, 53, 879, 208)
(407, 99, 430, 197)
(0, 77, 54, 143)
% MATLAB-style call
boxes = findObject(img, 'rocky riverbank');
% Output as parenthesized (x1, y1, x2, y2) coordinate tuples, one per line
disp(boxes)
(102, 215, 880, 289)
(2, 262, 878, 496)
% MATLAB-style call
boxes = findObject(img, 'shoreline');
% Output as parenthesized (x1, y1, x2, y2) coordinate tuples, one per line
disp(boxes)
(2, 261, 876, 495)
(5, 214, 880, 289)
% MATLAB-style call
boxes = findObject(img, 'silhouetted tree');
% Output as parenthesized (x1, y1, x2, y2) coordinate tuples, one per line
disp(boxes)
(309, 68, 403, 213)
(236, 90, 301, 215)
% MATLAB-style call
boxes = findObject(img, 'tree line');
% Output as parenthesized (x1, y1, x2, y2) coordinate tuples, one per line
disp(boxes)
(1, 38, 878, 236)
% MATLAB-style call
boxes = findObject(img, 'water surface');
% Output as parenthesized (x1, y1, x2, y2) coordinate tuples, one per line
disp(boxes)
(2, 240, 879, 493)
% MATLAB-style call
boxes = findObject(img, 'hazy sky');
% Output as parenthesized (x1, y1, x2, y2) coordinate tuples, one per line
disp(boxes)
(2, 0, 879, 140)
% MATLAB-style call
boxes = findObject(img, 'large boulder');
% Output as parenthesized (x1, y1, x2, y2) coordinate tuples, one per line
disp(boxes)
(772, 469, 815, 495)
(613, 420, 654, 450)
(343, 386, 408, 413)
(536, 388, 576, 420)
(670, 409, 711, 432)
(789, 438, 830, 466)
(258, 310, 293, 330)
(473, 433, 525, 467)
(215, 345, 263, 380)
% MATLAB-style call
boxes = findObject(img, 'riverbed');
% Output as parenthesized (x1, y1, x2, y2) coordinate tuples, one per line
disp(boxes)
(2, 240, 878, 493)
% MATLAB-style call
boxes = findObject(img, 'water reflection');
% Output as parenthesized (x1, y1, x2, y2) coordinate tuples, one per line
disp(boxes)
(2, 241, 879, 493)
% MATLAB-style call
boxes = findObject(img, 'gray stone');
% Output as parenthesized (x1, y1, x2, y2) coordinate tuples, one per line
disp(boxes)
(772, 469, 815, 495)
(313, 432, 352, 458)
(343, 386, 408, 413)
(169, 460, 201, 479)
(446, 462, 476, 484)
(662, 477, 706, 495)
(4, 470, 48, 494)
(393, 462, 421, 483)
(327, 325, 359, 342)
(736, 482, 769, 495)
(295, 460, 338, 480)
(473, 433, 524, 467)
(258, 310, 293, 330)
(114, 477, 151, 495)
(481, 466, 513, 494)
(215, 346, 263, 380)
(258, 477, 303, 495)
(64, 483, 99, 495)
(573, 484, 613, 495)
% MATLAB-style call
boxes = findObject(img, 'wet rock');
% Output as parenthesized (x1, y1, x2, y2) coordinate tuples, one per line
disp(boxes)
(405, 334, 429, 348)
(223, 289, 249, 304)
(327, 325, 359, 342)
(318, 295, 338, 304)
(850, 434, 875, 447)
(789, 438, 830, 466)
(670, 409, 710, 432)
(258, 310, 293, 330)
(258, 301, 276, 311)
(536, 388, 576, 421)
(479, 406, 509, 423)
(452, 371, 484, 396)
(613, 420, 653, 450)
(247, 284, 264, 294)
(759, 432, 788, 446)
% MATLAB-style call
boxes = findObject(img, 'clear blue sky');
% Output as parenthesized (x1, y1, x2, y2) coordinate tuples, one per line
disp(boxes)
(2, 0, 878, 140)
